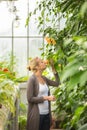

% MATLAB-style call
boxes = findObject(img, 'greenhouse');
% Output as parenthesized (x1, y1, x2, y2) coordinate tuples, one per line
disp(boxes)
(0, 0, 87, 130)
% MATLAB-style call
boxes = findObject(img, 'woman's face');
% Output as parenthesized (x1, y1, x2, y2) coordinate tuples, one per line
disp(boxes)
(37, 58, 46, 71)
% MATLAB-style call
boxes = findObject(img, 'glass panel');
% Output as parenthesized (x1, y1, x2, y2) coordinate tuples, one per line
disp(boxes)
(29, 15, 43, 36)
(29, 38, 43, 58)
(0, 38, 12, 59)
(13, 0, 27, 36)
(29, 0, 43, 36)
(0, 2, 12, 36)
(14, 38, 27, 76)
(29, 0, 37, 12)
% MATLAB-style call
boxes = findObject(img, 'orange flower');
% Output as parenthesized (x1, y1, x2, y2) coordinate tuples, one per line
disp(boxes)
(3, 68, 9, 72)
(45, 37, 51, 44)
(45, 37, 56, 45)
(51, 38, 56, 45)
(44, 60, 49, 65)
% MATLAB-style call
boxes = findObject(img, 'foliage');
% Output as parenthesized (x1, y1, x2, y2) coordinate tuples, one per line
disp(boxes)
(26, 0, 87, 129)
(0, 54, 22, 121)
(18, 115, 27, 130)
(78, 124, 87, 130)
(18, 103, 27, 130)
(0, 61, 18, 114)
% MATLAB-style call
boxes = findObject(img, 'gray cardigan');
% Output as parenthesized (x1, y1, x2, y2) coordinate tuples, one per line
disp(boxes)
(26, 73, 60, 130)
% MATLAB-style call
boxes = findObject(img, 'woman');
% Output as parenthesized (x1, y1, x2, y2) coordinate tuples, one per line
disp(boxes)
(26, 57, 60, 130)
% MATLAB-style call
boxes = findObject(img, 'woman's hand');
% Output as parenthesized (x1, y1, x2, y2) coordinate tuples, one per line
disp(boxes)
(43, 95, 56, 101)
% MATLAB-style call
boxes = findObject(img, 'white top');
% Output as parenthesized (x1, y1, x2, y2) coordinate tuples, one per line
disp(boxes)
(38, 83, 49, 115)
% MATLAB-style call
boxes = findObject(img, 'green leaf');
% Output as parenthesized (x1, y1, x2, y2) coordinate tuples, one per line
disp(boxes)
(25, 17, 29, 27)
(80, 70, 87, 86)
(61, 62, 82, 82)
(61, 0, 73, 12)
(71, 106, 85, 126)
(78, 124, 87, 130)
(41, 9, 45, 17)
(80, 2, 87, 17)
(67, 72, 82, 91)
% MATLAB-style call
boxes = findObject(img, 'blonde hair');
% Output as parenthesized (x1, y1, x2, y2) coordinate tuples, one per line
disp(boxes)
(27, 57, 39, 71)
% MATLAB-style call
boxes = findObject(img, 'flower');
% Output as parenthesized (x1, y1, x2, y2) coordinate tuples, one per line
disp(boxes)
(3, 68, 9, 72)
(45, 37, 56, 45)
(44, 60, 49, 65)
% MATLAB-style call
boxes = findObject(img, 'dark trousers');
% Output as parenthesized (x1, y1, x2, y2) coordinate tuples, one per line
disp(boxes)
(39, 113, 50, 130)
